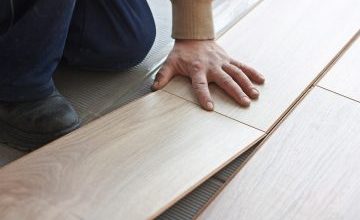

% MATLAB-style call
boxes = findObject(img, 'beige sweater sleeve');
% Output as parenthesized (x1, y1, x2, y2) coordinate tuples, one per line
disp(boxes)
(170, 0, 215, 40)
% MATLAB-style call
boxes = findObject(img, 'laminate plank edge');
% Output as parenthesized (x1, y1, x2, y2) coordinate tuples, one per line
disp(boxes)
(318, 33, 360, 102)
(0, 91, 264, 220)
(199, 86, 360, 220)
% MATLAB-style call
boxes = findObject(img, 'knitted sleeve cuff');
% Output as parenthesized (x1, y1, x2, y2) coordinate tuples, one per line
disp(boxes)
(170, 0, 215, 40)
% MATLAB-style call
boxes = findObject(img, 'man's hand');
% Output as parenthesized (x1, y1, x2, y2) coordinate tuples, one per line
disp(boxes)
(152, 39, 265, 111)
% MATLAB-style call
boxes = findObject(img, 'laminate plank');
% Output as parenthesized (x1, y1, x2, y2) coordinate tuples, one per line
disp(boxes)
(199, 87, 360, 220)
(318, 36, 360, 102)
(156, 144, 259, 219)
(0, 198, 79, 220)
(0, 91, 264, 220)
(164, 0, 360, 132)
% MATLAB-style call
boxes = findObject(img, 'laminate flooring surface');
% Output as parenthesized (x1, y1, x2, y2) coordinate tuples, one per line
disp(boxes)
(199, 87, 360, 220)
(0, 91, 264, 220)
(164, 0, 360, 132)
(319, 36, 360, 102)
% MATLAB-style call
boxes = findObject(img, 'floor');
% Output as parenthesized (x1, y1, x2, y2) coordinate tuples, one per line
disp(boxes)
(1, 0, 358, 219)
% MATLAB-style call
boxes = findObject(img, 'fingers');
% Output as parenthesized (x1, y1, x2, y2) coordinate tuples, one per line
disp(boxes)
(230, 60, 265, 84)
(212, 70, 251, 107)
(152, 64, 175, 91)
(191, 73, 214, 111)
(222, 64, 259, 99)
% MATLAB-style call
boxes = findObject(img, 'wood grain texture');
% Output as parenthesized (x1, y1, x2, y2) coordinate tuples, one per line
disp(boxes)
(318, 36, 360, 102)
(164, 0, 360, 132)
(0, 91, 264, 220)
(199, 87, 360, 220)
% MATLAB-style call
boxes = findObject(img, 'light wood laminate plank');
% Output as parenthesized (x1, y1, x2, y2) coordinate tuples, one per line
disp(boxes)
(319, 36, 360, 102)
(164, 0, 360, 132)
(0, 91, 264, 220)
(199, 87, 360, 220)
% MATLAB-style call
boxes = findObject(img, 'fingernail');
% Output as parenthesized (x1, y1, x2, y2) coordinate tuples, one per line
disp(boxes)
(259, 74, 265, 82)
(207, 101, 214, 110)
(242, 97, 251, 106)
(251, 88, 259, 96)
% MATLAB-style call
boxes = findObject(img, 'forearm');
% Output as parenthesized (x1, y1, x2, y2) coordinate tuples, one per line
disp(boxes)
(170, 0, 215, 40)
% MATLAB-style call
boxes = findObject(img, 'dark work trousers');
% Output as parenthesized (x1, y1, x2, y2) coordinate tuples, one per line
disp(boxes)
(0, 0, 156, 102)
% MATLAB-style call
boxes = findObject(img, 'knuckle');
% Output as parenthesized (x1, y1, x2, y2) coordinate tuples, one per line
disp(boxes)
(240, 75, 252, 84)
(223, 64, 238, 75)
(245, 81, 254, 88)
(221, 63, 229, 71)
(192, 81, 207, 91)
(222, 63, 231, 69)
(191, 61, 204, 72)
(208, 66, 217, 73)
(219, 75, 233, 87)
(208, 60, 217, 69)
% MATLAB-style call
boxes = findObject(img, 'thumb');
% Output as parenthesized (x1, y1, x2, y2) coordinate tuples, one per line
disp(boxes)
(152, 64, 175, 91)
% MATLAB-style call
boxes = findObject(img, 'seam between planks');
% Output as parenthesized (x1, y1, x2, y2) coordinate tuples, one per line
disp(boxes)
(313, 29, 360, 85)
(193, 27, 360, 220)
(161, 28, 360, 135)
(263, 29, 360, 133)
(162, 90, 266, 133)
(316, 85, 360, 104)
(192, 86, 313, 220)
(89, 0, 268, 135)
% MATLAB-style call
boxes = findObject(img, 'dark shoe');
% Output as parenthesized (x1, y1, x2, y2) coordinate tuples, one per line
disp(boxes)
(0, 89, 80, 151)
